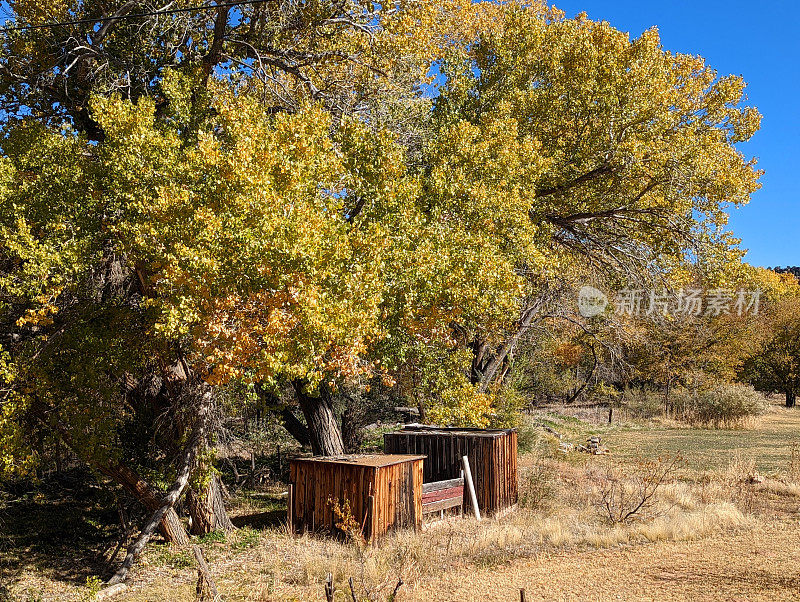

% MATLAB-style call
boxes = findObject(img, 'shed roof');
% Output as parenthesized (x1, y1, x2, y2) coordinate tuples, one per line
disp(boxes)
(290, 453, 426, 468)
(389, 425, 516, 438)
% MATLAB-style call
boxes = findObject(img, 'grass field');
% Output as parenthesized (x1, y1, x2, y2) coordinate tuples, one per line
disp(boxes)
(409, 520, 800, 601)
(605, 405, 800, 474)
(529, 399, 800, 473)
(3, 401, 800, 601)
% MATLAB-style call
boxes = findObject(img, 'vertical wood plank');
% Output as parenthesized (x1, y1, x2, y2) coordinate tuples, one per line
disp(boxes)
(366, 494, 375, 542)
(287, 483, 294, 534)
(383, 465, 390, 534)
(374, 466, 383, 539)
(512, 430, 519, 504)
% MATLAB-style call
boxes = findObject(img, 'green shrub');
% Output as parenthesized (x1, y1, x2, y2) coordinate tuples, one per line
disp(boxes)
(82, 576, 103, 601)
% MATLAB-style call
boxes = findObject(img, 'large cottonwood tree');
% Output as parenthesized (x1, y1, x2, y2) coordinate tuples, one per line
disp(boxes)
(424, 4, 762, 394)
(0, 2, 768, 571)
(0, 0, 472, 553)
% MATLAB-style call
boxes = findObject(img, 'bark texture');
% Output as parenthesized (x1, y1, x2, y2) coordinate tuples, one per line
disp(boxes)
(293, 381, 345, 456)
(100, 462, 192, 547)
(107, 386, 214, 584)
(279, 407, 311, 447)
(107, 434, 197, 584)
(187, 473, 235, 534)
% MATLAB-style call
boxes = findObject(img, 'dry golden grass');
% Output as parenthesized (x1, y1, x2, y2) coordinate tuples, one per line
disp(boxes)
(8, 401, 800, 601)
(107, 448, 772, 602)
(112, 500, 752, 602)
(408, 519, 800, 601)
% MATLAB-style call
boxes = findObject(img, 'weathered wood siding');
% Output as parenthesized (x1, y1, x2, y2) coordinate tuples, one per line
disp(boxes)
(383, 427, 518, 515)
(289, 455, 423, 541)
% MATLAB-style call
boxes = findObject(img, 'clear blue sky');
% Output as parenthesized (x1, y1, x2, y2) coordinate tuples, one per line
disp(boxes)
(552, 0, 799, 268)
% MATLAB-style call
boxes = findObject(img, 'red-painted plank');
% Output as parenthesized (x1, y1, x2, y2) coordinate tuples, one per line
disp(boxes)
(422, 486, 464, 505)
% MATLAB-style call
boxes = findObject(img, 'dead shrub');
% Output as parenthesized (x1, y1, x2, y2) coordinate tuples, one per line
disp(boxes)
(723, 452, 760, 514)
(592, 455, 685, 524)
(724, 452, 758, 485)
(519, 458, 557, 510)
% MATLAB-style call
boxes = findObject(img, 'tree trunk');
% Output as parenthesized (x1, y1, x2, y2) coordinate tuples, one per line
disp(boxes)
(107, 423, 199, 585)
(470, 339, 491, 385)
(786, 391, 796, 408)
(279, 407, 311, 447)
(186, 474, 235, 534)
(340, 405, 365, 453)
(100, 462, 192, 547)
(293, 381, 345, 456)
(107, 384, 215, 584)
(256, 385, 311, 448)
(477, 300, 545, 393)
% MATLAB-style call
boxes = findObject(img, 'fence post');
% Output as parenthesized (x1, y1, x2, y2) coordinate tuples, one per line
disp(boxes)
(325, 572, 334, 602)
(286, 483, 294, 534)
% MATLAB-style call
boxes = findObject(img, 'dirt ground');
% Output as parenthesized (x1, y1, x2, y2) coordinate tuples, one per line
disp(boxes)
(407, 520, 800, 601)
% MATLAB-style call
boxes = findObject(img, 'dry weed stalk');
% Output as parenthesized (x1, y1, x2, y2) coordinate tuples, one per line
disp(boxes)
(326, 497, 407, 601)
(594, 455, 685, 524)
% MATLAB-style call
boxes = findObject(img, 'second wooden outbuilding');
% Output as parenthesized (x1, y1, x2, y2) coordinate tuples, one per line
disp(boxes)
(384, 425, 518, 516)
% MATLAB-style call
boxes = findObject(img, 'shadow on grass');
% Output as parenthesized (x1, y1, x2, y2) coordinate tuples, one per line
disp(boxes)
(0, 469, 128, 587)
(231, 508, 286, 530)
(226, 490, 288, 531)
(0, 471, 289, 593)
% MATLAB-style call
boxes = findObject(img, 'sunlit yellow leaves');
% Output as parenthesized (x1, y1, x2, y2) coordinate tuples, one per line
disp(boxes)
(0, 343, 48, 478)
(0, 0, 768, 444)
(16, 303, 58, 327)
(11, 0, 70, 26)
(84, 85, 419, 391)
(426, 383, 494, 428)
(432, 2, 762, 292)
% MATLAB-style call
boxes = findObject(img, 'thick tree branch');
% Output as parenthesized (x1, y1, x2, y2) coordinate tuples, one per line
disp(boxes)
(107, 386, 214, 584)
(535, 163, 614, 198)
(201, 5, 230, 83)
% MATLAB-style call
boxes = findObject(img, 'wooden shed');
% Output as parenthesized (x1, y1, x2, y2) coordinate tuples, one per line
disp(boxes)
(288, 454, 425, 541)
(384, 426, 518, 516)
